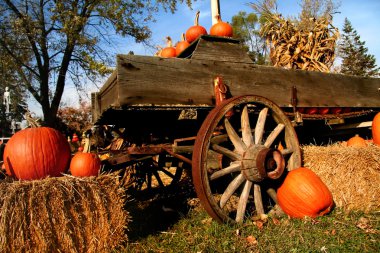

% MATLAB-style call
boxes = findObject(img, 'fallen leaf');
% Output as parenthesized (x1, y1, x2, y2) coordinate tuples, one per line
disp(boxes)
(271, 217, 281, 225)
(246, 235, 258, 246)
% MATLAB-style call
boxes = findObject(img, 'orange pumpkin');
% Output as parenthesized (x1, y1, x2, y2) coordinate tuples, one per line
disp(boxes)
(185, 10, 207, 43)
(160, 36, 177, 58)
(306, 107, 318, 114)
(70, 152, 101, 177)
(210, 14, 233, 37)
(372, 112, 380, 145)
(347, 134, 367, 147)
(318, 107, 329, 115)
(330, 107, 342, 114)
(4, 127, 71, 180)
(176, 33, 190, 56)
(277, 167, 333, 218)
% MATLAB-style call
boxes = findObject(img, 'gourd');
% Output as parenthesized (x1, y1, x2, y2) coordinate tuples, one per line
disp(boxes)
(277, 167, 333, 218)
(372, 112, 380, 145)
(209, 14, 233, 37)
(3, 127, 71, 180)
(185, 10, 207, 43)
(70, 152, 101, 177)
(176, 33, 190, 56)
(160, 37, 177, 58)
(347, 134, 367, 147)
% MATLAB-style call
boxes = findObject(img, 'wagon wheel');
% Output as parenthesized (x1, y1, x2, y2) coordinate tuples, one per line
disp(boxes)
(131, 155, 184, 191)
(192, 95, 301, 223)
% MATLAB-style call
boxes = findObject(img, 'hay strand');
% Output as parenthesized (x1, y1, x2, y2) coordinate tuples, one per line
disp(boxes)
(0, 174, 129, 253)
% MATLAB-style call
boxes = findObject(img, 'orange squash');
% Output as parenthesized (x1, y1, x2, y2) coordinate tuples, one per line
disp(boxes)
(185, 10, 207, 43)
(210, 14, 233, 37)
(70, 152, 101, 177)
(277, 167, 333, 218)
(372, 112, 380, 145)
(347, 134, 367, 147)
(176, 33, 190, 56)
(3, 127, 71, 180)
(160, 37, 177, 58)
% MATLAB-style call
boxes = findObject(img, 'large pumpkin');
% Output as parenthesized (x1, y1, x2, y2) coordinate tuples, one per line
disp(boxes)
(70, 152, 101, 177)
(372, 112, 380, 145)
(176, 33, 190, 56)
(277, 167, 333, 218)
(4, 127, 71, 180)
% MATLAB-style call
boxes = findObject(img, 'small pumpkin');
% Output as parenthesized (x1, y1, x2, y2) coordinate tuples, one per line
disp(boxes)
(277, 167, 333, 218)
(306, 107, 318, 114)
(4, 127, 71, 180)
(160, 37, 177, 58)
(70, 152, 101, 177)
(209, 14, 233, 37)
(330, 107, 342, 114)
(176, 33, 190, 56)
(185, 10, 207, 43)
(372, 112, 380, 145)
(347, 134, 367, 147)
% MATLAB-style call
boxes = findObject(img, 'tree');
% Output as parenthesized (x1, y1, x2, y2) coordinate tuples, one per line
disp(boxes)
(297, 0, 340, 30)
(57, 101, 92, 136)
(231, 11, 268, 64)
(338, 18, 379, 77)
(0, 0, 194, 127)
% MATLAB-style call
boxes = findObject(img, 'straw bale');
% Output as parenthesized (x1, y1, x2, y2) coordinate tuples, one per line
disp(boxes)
(302, 143, 380, 212)
(0, 174, 129, 253)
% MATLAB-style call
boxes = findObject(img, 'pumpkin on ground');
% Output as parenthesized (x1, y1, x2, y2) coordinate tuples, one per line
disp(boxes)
(347, 134, 367, 147)
(70, 152, 101, 177)
(176, 33, 190, 56)
(277, 167, 334, 218)
(372, 112, 380, 145)
(3, 127, 71, 180)
(209, 14, 233, 37)
(185, 10, 207, 43)
(160, 36, 177, 58)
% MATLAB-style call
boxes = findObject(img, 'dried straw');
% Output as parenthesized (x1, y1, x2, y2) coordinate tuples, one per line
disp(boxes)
(302, 143, 380, 212)
(0, 174, 129, 253)
(253, 3, 339, 72)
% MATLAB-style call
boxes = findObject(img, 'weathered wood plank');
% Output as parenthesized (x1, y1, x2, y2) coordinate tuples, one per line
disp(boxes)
(104, 54, 380, 109)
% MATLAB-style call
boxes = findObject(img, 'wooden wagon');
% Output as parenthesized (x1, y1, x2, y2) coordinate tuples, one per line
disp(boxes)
(91, 35, 380, 223)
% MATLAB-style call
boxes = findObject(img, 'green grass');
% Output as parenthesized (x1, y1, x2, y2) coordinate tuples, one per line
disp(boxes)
(118, 186, 379, 253)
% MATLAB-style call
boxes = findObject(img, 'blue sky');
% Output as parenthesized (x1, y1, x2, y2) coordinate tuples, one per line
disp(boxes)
(29, 0, 380, 116)
(116, 0, 380, 61)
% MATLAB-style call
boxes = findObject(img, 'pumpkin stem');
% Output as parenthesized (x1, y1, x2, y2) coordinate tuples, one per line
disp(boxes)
(215, 14, 222, 22)
(181, 33, 185, 41)
(166, 36, 173, 47)
(194, 10, 200, 26)
(24, 110, 41, 128)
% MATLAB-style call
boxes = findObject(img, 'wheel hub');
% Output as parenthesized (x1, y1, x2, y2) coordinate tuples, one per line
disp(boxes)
(241, 145, 285, 182)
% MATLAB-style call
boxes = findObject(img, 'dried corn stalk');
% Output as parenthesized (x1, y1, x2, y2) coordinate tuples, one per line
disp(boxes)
(254, 4, 339, 72)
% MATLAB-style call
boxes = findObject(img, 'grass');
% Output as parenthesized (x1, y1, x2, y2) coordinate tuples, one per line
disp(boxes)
(117, 182, 379, 253)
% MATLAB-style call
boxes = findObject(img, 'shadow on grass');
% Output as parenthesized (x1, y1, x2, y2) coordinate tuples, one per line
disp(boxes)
(124, 177, 197, 241)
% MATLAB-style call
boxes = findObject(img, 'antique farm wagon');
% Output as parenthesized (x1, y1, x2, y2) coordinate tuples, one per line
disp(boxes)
(91, 35, 380, 223)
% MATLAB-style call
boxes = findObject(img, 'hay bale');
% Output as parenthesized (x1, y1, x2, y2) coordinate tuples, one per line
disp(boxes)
(0, 174, 129, 253)
(302, 143, 380, 212)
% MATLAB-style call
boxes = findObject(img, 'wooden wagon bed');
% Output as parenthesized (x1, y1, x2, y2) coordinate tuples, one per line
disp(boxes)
(92, 36, 380, 125)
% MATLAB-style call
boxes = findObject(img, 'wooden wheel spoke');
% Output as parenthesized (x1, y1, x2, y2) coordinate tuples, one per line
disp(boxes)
(254, 184, 265, 216)
(254, 107, 268, 144)
(220, 174, 245, 208)
(211, 143, 242, 161)
(266, 188, 278, 204)
(157, 167, 176, 179)
(224, 118, 246, 154)
(152, 170, 165, 187)
(281, 148, 294, 155)
(241, 106, 253, 147)
(147, 171, 153, 189)
(236, 180, 253, 223)
(210, 162, 241, 180)
(264, 123, 285, 147)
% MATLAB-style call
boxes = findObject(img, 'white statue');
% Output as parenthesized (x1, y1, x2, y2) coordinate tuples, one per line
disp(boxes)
(3, 87, 10, 113)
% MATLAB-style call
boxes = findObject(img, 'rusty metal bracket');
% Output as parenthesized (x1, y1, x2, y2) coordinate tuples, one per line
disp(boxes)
(291, 86, 303, 125)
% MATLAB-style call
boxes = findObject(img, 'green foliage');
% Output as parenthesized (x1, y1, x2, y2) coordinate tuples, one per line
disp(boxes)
(0, 0, 194, 126)
(231, 11, 268, 65)
(339, 18, 379, 77)
(297, 0, 340, 30)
